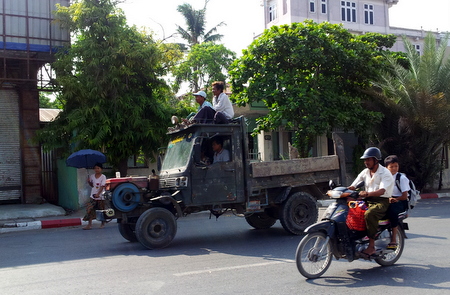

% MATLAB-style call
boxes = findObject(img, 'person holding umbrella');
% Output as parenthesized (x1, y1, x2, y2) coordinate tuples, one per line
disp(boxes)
(83, 163, 107, 230)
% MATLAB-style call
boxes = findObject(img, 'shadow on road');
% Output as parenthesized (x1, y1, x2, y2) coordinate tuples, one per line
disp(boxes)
(305, 263, 450, 291)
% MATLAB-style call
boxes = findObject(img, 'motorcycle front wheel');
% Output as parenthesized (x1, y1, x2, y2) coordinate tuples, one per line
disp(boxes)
(295, 232, 332, 279)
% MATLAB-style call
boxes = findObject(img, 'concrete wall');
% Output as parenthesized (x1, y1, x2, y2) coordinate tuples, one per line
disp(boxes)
(56, 159, 79, 210)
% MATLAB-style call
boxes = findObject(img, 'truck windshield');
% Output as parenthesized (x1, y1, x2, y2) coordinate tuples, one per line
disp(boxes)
(160, 133, 194, 171)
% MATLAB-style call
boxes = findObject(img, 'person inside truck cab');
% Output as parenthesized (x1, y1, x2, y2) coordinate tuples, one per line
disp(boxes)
(212, 137, 230, 163)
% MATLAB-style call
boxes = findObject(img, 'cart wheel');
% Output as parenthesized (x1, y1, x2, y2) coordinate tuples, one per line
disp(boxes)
(135, 207, 177, 249)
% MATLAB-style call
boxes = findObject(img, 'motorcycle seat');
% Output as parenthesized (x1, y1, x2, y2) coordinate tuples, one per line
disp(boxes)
(378, 219, 390, 226)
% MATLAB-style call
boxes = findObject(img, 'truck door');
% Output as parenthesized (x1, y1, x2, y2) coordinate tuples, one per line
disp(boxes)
(190, 135, 242, 205)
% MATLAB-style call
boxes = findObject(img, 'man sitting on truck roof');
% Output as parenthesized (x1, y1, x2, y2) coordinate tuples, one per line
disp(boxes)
(185, 91, 213, 123)
(190, 81, 234, 124)
(212, 137, 230, 163)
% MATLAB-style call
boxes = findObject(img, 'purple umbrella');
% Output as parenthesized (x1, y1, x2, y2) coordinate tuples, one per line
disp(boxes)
(66, 149, 106, 169)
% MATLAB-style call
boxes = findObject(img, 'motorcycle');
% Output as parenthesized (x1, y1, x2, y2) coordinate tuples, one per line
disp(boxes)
(295, 181, 408, 279)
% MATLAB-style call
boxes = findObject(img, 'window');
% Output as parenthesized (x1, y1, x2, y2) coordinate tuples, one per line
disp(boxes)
(364, 4, 374, 25)
(321, 0, 327, 14)
(268, 1, 277, 22)
(310, 0, 315, 13)
(196, 135, 232, 165)
(341, 1, 356, 22)
(414, 44, 421, 55)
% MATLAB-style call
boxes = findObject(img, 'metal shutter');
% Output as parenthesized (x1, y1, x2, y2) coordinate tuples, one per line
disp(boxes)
(0, 89, 21, 201)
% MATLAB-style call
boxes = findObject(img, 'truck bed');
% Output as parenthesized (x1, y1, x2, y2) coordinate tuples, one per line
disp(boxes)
(250, 155, 340, 178)
(247, 155, 340, 192)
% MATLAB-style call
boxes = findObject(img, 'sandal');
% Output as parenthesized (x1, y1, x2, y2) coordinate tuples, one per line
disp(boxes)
(387, 243, 398, 250)
(359, 250, 375, 259)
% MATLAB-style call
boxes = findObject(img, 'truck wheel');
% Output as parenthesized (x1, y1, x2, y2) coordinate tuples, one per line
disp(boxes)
(135, 207, 177, 249)
(118, 223, 137, 242)
(245, 212, 277, 229)
(280, 192, 318, 235)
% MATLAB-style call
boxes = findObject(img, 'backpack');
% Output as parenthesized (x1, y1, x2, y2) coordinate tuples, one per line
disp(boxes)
(395, 173, 419, 209)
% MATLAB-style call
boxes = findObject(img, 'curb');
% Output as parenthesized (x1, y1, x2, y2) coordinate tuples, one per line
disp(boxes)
(419, 192, 450, 199)
(0, 218, 106, 234)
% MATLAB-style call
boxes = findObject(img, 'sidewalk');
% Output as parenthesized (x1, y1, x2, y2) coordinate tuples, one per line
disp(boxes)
(0, 203, 103, 234)
(1, 191, 449, 234)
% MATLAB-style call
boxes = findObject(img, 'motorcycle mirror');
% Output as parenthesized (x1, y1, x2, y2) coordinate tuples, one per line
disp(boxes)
(329, 180, 337, 189)
(355, 181, 365, 189)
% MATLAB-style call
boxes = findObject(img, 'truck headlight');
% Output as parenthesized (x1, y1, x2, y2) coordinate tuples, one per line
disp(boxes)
(175, 176, 188, 187)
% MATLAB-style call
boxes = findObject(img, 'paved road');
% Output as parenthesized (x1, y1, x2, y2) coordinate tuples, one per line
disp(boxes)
(0, 198, 449, 295)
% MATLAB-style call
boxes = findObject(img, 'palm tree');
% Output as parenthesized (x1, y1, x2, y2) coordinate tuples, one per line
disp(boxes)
(372, 32, 450, 190)
(176, 1, 225, 48)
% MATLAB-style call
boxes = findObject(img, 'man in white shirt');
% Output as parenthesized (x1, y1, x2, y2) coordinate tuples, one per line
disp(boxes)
(212, 81, 234, 124)
(348, 147, 394, 258)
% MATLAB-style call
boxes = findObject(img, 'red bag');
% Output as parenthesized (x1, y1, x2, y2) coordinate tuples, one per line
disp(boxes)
(346, 201, 367, 231)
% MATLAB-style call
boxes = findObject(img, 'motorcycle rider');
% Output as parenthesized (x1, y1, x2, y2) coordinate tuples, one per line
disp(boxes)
(348, 147, 394, 258)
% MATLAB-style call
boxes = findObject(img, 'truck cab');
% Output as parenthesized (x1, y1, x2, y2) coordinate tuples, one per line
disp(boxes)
(159, 118, 246, 212)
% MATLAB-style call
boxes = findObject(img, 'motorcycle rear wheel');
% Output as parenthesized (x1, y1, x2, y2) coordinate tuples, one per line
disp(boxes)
(295, 232, 332, 279)
(375, 227, 405, 266)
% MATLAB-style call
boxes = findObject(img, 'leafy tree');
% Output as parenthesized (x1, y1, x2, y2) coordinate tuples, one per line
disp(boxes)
(229, 21, 395, 157)
(38, 0, 182, 176)
(176, 1, 225, 49)
(172, 42, 236, 93)
(172, 1, 232, 95)
(371, 33, 450, 190)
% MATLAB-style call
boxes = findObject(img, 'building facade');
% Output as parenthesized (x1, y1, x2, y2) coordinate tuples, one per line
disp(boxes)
(0, 0, 69, 204)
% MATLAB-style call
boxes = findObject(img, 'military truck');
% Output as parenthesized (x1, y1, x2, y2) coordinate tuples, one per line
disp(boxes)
(101, 116, 345, 249)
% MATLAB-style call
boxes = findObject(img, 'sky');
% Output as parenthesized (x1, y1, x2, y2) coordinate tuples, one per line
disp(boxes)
(118, 0, 450, 56)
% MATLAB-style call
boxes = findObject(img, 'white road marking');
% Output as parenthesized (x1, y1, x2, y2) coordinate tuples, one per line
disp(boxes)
(174, 259, 294, 276)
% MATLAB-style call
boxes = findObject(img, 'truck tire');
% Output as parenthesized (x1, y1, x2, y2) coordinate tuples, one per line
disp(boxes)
(245, 212, 277, 229)
(135, 207, 177, 249)
(280, 192, 318, 235)
(118, 223, 138, 242)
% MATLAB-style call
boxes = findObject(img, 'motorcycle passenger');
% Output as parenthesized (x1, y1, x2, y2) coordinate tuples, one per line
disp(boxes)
(385, 155, 410, 250)
(348, 147, 394, 258)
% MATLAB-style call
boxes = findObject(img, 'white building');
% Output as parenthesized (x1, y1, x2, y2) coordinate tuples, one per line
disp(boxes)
(262, 0, 441, 58)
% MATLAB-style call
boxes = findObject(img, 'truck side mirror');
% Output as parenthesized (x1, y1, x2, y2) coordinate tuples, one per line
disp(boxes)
(157, 154, 162, 171)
